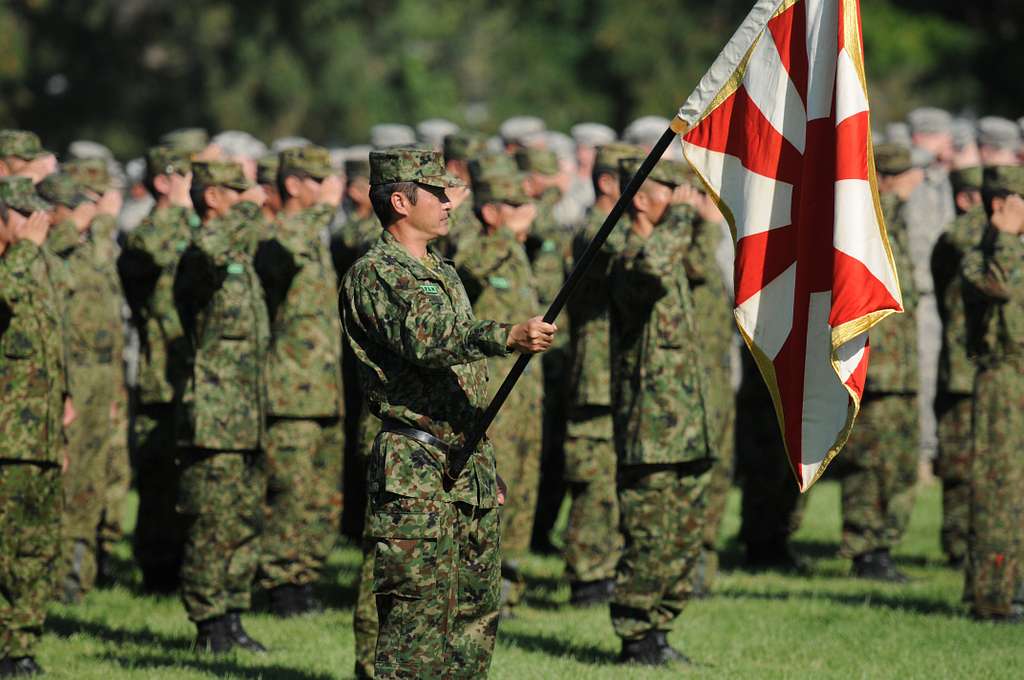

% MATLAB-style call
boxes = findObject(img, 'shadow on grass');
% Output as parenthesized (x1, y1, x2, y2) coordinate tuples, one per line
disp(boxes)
(717, 585, 964, 618)
(498, 628, 617, 665)
(101, 652, 334, 680)
(48, 613, 191, 652)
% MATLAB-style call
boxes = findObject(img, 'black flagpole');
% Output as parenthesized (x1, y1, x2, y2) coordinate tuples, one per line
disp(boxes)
(445, 117, 688, 486)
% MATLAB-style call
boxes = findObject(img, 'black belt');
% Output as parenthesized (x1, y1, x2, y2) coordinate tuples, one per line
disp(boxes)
(380, 419, 454, 457)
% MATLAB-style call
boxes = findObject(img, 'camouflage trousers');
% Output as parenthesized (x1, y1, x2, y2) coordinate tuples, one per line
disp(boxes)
(838, 393, 919, 558)
(696, 400, 736, 592)
(934, 391, 973, 564)
(259, 417, 344, 590)
(0, 464, 62, 658)
(563, 409, 620, 584)
(99, 384, 130, 566)
(61, 364, 124, 599)
(966, 362, 1024, 618)
(354, 531, 378, 679)
(611, 463, 711, 641)
(366, 494, 500, 680)
(132, 404, 187, 589)
(490, 376, 542, 608)
(178, 449, 266, 623)
(533, 348, 567, 550)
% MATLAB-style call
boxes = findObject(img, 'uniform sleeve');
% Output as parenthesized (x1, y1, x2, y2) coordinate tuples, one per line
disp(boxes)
(345, 270, 511, 369)
(253, 237, 301, 322)
(961, 231, 1023, 305)
(173, 244, 225, 343)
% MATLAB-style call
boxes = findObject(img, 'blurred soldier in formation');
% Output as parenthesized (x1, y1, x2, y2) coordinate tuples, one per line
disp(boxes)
(930, 165, 985, 568)
(563, 142, 638, 605)
(836, 144, 921, 582)
(438, 130, 487, 256)
(960, 165, 1024, 623)
(566, 123, 616, 217)
(0, 178, 68, 678)
(256, 154, 282, 222)
(254, 146, 346, 617)
(117, 146, 198, 593)
(608, 158, 712, 666)
(976, 117, 1022, 167)
(173, 161, 270, 653)
(0, 131, 57, 185)
(416, 118, 459, 152)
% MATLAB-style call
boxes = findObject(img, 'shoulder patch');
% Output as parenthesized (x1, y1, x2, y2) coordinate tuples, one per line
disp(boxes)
(488, 275, 510, 290)
(542, 239, 556, 253)
(419, 283, 441, 296)
(226, 262, 245, 275)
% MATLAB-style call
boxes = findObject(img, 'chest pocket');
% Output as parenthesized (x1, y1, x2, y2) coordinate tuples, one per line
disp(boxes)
(218, 267, 256, 340)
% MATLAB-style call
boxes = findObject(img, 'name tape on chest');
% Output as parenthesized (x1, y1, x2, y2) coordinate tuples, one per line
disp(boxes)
(419, 283, 442, 296)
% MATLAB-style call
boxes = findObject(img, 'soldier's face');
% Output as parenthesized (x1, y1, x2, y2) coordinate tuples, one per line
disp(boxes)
(3, 154, 56, 185)
(638, 181, 674, 225)
(407, 183, 452, 239)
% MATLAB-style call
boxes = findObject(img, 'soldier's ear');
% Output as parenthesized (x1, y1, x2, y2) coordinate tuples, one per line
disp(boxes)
(480, 203, 500, 227)
(153, 174, 171, 195)
(203, 186, 221, 212)
(390, 190, 411, 219)
(283, 174, 303, 199)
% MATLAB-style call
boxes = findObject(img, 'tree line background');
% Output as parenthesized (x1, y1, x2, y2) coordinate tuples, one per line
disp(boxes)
(0, 0, 1020, 158)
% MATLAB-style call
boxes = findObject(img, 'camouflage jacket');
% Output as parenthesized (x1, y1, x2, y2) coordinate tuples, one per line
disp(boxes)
(0, 240, 68, 464)
(961, 229, 1024, 369)
(119, 205, 196, 405)
(256, 204, 344, 418)
(455, 225, 544, 403)
(609, 220, 711, 466)
(865, 195, 919, 394)
(931, 205, 987, 395)
(341, 230, 512, 507)
(51, 216, 126, 392)
(174, 202, 270, 451)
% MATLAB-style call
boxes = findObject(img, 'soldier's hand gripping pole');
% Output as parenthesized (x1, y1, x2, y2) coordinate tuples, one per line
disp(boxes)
(444, 116, 690, 489)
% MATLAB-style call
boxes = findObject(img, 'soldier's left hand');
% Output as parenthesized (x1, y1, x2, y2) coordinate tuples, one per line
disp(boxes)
(319, 175, 344, 208)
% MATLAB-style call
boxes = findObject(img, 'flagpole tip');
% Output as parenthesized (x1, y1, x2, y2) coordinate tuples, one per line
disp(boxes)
(670, 116, 689, 135)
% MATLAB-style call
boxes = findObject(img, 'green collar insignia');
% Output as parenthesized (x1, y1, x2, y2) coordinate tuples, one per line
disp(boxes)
(226, 262, 245, 275)
(488, 275, 511, 290)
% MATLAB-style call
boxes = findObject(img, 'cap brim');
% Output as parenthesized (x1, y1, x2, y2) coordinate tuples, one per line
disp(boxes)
(11, 196, 53, 213)
(419, 172, 465, 189)
(225, 179, 254, 191)
(12, 148, 53, 161)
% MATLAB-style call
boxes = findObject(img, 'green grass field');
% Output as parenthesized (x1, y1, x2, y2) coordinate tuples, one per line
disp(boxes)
(34, 479, 1018, 679)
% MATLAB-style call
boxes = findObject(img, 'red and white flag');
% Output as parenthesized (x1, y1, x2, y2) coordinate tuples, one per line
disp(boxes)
(677, 0, 902, 491)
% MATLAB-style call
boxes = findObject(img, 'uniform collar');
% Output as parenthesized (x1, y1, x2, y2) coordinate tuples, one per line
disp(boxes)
(379, 229, 447, 281)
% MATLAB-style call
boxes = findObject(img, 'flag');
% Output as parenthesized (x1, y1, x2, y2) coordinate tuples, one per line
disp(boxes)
(676, 0, 902, 491)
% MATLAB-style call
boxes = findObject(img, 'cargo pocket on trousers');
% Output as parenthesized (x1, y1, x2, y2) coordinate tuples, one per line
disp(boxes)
(367, 501, 441, 599)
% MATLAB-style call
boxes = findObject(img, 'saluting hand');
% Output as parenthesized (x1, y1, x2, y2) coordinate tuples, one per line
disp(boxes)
(16, 211, 52, 246)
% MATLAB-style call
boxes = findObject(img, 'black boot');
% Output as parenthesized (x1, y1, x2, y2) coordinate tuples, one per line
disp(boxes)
(745, 540, 809, 574)
(226, 611, 267, 653)
(569, 578, 615, 607)
(194, 616, 234, 654)
(269, 584, 303, 618)
(653, 631, 692, 664)
(852, 549, 907, 583)
(619, 631, 665, 666)
(0, 656, 42, 677)
(300, 584, 324, 614)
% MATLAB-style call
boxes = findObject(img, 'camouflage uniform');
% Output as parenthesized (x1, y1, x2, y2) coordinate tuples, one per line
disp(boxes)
(43, 176, 127, 599)
(455, 173, 543, 610)
(960, 166, 1024, 619)
(930, 167, 985, 565)
(173, 162, 269, 624)
(838, 192, 920, 559)
(118, 179, 197, 589)
(342, 148, 505, 679)
(608, 160, 713, 642)
(254, 146, 345, 595)
(0, 180, 65, 661)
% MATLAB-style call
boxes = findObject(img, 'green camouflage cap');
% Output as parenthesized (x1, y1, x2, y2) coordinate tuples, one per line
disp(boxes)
(949, 166, 983, 195)
(64, 158, 112, 194)
(345, 158, 370, 181)
(191, 160, 253, 192)
(982, 165, 1024, 197)
(594, 142, 643, 174)
(279, 144, 333, 180)
(369, 148, 463, 188)
(146, 145, 192, 179)
(159, 128, 209, 154)
(0, 176, 52, 213)
(443, 131, 489, 162)
(469, 153, 518, 183)
(873, 143, 913, 176)
(37, 173, 91, 208)
(256, 154, 279, 185)
(0, 129, 51, 161)
(515, 147, 559, 176)
(474, 172, 530, 208)
(618, 158, 681, 192)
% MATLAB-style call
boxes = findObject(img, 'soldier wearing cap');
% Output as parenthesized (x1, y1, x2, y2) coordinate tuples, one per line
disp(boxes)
(116, 146, 198, 593)
(0, 177, 68, 678)
(930, 165, 985, 568)
(437, 130, 488, 256)
(977, 117, 1022, 167)
(832, 144, 921, 583)
(951, 119, 982, 169)
(256, 154, 282, 222)
(332, 149, 382, 275)
(904, 108, 955, 472)
(960, 165, 1024, 623)
(173, 160, 270, 653)
(212, 131, 268, 184)
(340, 147, 556, 678)
(454, 170, 544, 618)
(562, 142, 638, 606)
(0, 130, 57, 185)
(252, 146, 346, 617)
(160, 128, 213, 157)
(608, 158, 713, 666)
(567, 123, 617, 216)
